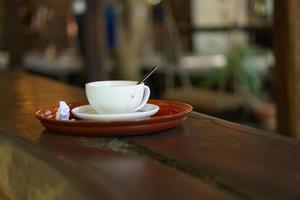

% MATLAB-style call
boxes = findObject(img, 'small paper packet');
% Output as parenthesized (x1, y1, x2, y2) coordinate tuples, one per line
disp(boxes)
(55, 101, 70, 120)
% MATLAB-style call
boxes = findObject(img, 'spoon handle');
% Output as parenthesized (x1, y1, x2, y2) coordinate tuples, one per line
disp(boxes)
(137, 65, 158, 85)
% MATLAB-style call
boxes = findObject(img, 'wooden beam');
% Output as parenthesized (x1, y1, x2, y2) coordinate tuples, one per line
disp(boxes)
(83, 0, 109, 81)
(274, 0, 300, 137)
(3, 0, 27, 67)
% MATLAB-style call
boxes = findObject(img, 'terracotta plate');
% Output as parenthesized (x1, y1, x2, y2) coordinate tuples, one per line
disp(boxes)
(36, 99, 193, 136)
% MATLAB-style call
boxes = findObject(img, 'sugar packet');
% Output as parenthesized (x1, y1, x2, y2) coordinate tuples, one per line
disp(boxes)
(55, 101, 70, 120)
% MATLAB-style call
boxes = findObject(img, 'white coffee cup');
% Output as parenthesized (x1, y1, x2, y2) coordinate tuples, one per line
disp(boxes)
(85, 81, 150, 114)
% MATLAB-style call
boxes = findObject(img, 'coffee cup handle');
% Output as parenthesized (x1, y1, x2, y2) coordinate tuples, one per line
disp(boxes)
(134, 86, 150, 111)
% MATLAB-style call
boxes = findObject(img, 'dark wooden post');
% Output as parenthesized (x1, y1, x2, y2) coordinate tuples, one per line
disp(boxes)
(3, 0, 27, 67)
(83, 0, 109, 82)
(274, 0, 300, 137)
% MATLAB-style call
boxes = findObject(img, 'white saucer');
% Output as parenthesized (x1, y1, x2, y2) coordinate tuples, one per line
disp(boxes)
(71, 104, 159, 121)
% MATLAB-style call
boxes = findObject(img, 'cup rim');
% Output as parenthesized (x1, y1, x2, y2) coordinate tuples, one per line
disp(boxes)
(85, 80, 143, 88)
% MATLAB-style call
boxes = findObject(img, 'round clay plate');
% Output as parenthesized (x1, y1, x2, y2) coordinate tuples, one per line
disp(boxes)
(36, 99, 193, 136)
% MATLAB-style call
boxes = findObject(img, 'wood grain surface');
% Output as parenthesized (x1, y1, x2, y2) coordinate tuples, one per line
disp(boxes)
(1, 70, 300, 200)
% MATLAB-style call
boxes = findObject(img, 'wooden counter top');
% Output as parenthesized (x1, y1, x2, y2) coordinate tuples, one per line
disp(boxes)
(1, 70, 299, 200)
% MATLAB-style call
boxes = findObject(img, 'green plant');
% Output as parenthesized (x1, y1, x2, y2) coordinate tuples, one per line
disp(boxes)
(201, 45, 264, 96)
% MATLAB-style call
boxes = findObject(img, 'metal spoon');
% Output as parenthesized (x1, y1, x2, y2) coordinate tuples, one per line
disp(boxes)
(137, 65, 158, 85)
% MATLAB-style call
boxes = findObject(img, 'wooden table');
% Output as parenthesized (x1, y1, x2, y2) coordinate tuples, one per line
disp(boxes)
(1, 70, 300, 200)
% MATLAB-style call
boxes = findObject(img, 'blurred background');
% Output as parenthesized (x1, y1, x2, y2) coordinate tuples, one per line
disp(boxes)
(0, 0, 287, 134)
